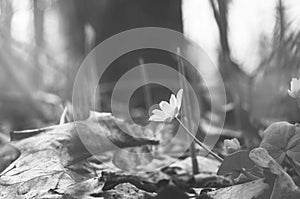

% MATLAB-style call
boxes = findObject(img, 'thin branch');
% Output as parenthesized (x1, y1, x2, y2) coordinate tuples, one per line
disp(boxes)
(210, 0, 230, 55)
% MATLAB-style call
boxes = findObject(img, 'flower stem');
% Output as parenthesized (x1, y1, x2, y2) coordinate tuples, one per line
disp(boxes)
(286, 155, 300, 177)
(176, 117, 223, 162)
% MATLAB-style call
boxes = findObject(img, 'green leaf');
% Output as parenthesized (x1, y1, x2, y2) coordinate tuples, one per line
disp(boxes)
(217, 150, 255, 176)
(260, 121, 300, 165)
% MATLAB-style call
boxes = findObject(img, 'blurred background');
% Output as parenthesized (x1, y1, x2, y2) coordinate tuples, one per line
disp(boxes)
(1, 0, 300, 148)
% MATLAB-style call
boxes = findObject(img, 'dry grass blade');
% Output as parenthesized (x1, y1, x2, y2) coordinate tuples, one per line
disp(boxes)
(139, 57, 152, 111)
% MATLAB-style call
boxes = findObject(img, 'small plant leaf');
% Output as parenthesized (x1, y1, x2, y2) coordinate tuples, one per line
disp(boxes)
(224, 138, 241, 154)
(217, 150, 256, 176)
(260, 121, 300, 165)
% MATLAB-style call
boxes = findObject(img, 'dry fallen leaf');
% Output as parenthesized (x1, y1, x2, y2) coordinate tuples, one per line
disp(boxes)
(0, 112, 159, 198)
(112, 146, 154, 171)
(0, 133, 20, 174)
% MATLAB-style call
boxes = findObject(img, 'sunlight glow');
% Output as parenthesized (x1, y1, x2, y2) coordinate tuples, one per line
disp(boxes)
(11, 0, 34, 44)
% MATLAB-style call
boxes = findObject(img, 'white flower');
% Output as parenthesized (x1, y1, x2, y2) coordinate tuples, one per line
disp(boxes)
(224, 138, 241, 154)
(288, 78, 300, 98)
(149, 89, 183, 122)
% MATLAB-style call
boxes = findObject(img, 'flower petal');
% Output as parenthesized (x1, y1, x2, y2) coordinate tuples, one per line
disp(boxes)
(174, 107, 179, 117)
(159, 101, 169, 111)
(291, 78, 297, 91)
(152, 109, 166, 118)
(291, 78, 299, 92)
(288, 89, 296, 98)
(159, 101, 173, 116)
(296, 79, 300, 91)
(164, 116, 173, 122)
(170, 94, 177, 108)
(149, 115, 165, 122)
(176, 89, 183, 110)
(288, 78, 300, 98)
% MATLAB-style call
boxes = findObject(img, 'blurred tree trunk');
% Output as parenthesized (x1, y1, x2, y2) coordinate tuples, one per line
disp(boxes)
(56, 0, 183, 120)
(56, 0, 85, 99)
(1, 0, 12, 33)
(33, 0, 45, 89)
(89, 0, 183, 114)
(210, 0, 260, 146)
(56, 0, 90, 120)
(0, 0, 12, 47)
(0, 0, 49, 131)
